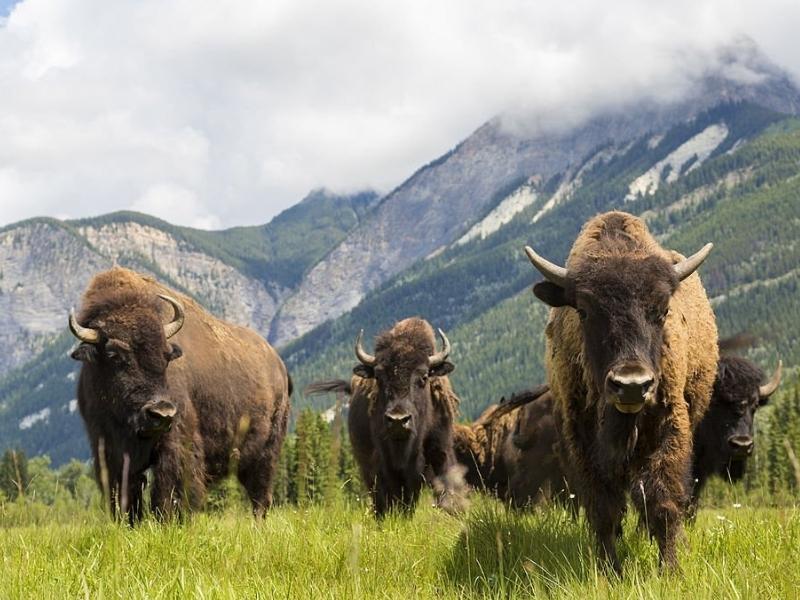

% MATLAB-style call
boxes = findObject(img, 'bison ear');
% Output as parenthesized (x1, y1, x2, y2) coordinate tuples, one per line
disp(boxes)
(533, 282, 572, 308)
(167, 343, 183, 362)
(353, 364, 374, 379)
(429, 361, 454, 377)
(70, 344, 97, 364)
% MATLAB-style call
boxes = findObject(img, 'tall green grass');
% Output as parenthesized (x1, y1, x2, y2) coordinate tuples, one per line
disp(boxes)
(2, 495, 798, 599)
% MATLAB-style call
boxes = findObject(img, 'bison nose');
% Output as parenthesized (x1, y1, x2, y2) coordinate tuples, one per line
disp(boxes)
(728, 435, 754, 455)
(606, 367, 655, 413)
(385, 412, 412, 427)
(140, 399, 177, 436)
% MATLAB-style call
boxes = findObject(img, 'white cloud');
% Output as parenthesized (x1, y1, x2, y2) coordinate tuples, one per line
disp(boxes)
(0, 0, 798, 229)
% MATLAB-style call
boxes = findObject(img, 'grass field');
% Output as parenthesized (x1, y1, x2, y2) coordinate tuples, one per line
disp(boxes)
(2, 494, 799, 599)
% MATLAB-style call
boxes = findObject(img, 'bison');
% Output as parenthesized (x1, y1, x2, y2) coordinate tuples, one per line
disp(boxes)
(453, 385, 570, 507)
(347, 317, 467, 517)
(524, 211, 718, 572)
(68, 267, 291, 522)
(689, 354, 782, 513)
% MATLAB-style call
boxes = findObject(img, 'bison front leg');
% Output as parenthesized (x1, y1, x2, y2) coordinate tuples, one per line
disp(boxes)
(631, 411, 692, 571)
(585, 483, 626, 575)
(150, 436, 206, 520)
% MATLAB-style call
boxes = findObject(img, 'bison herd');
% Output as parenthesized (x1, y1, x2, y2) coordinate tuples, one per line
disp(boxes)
(66, 211, 782, 573)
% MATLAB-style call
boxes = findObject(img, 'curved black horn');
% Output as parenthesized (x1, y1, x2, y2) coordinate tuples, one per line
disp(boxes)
(68, 309, 100, 344)
(428, 328, 451, 368)
(158, 294, 185, 339)
(673, 243, 713, 282)
(354, 329, 376, 366)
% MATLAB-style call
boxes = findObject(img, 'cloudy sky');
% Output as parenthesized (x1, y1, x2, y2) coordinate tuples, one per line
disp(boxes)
(0, 0, 798, 229)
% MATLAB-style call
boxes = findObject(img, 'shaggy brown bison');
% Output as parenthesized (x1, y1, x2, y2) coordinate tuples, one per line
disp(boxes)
(68, 267, 291, 522)
(453, 385, 570, 507)
(690, 354, 782, 514)
(347, 318, 467, 517)
(524, 211, 718, 572)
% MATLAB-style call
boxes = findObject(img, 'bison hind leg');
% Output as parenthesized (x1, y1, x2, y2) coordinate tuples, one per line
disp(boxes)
(238, 402, 290, 517)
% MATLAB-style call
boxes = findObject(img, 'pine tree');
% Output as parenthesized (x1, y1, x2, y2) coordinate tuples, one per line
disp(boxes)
(0, 448, 29, 500)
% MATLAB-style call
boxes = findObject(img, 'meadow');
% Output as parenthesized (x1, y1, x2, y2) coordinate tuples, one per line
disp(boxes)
(2, 491, 799, 599)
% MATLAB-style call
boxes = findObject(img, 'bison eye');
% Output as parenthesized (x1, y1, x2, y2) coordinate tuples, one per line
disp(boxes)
(576, 308, 587, 322)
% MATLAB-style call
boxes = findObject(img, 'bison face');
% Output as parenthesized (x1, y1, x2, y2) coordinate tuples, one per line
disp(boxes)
(353, 325, 453, 448)
(699, 357, 782, 475)
(69, 294, 185, 440)
(525, 242, 712, 415)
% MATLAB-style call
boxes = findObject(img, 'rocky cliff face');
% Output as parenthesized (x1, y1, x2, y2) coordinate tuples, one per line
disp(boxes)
(78, 221, 287, 334)
(0, 221, 111, 375)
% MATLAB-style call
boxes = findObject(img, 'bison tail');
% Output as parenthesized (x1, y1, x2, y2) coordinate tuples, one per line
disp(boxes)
(287, 374, 294, 397)
(303, 379, 352, 397)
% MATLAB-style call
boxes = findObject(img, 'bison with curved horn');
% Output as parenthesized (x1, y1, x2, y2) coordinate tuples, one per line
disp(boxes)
(690, 351, 782, 515)
(69, 267, 291, 523)
(347, 317, 467, 517)
(524, 211, 718, 573)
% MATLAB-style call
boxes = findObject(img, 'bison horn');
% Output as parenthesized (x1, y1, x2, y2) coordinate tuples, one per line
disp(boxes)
(354, 329, 376, 366)
(673, 243, 713, 282)
(68, 309, 100, 344)
(428, 328, 451, 368)
(759, 360, 782, 398)
(158, 294, 185, 339)
(524, 246, 568, 288)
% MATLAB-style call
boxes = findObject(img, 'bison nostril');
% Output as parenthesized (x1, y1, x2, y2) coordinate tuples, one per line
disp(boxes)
(728, 436, 754, 451)
(606, 367, 655, 402)
(385, 413, 412, 427)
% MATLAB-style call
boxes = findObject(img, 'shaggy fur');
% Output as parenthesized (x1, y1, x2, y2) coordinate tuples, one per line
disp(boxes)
(71, 268, 291, 522)
(347, 317, 466, 517)
(690, 355, 779, 514)
(535, 211, 718, 572)
(453, 387, 566, 507)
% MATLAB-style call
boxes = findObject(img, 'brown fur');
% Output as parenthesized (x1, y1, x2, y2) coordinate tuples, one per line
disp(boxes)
(347, 318, 466, 517)
(72, 268, 291, 521)
(454, 390, 572, 508)
(536, 211, 718, 572)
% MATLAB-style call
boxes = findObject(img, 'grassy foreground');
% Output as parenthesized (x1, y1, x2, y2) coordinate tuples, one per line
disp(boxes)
(1, 496, 799, 599)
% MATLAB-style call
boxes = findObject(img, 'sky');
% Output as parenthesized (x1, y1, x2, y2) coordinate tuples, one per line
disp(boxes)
(0, 1, 799, 230)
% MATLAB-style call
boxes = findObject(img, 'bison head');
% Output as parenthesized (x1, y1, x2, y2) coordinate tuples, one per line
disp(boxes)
(525, 241, 712, 414)
(352, 319, 453, 447)
(68, 293, 185, 439)
(698, 356, 781, 478)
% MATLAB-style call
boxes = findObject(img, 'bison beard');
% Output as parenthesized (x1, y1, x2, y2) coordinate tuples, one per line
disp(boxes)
(525, 211, 718, 573)
(69, 268, 291, 523)
(347, 318, 468, 517)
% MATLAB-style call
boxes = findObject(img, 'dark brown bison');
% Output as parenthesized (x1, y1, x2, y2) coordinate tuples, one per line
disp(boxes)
(68, 267, 291, 522)
(453, 386, 571, 507)
(524, 211, 718, 572)
(689, 354, 781, 513)
(347, 317, 467, 517)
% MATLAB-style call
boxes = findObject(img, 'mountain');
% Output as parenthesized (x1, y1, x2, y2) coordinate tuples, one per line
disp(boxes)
(0, 188, 378, 378)
(269, 44, 800, 345)
(2, 43, 800, 464)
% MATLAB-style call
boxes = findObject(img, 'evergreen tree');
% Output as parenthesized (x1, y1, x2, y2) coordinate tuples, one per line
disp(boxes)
(0, 448, 29, 500)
